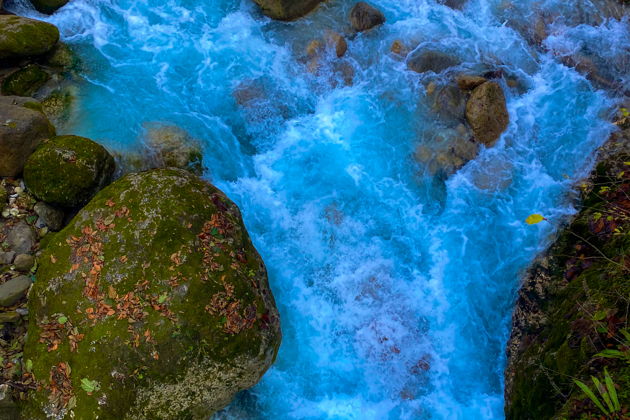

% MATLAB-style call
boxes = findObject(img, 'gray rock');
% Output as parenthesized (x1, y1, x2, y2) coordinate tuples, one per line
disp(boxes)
(7, 221, 36, 254)
(0, 275, 31, 307)
(0, 251, 15, 265)
(350, 2, 386, 32)
(34, 201, 64, 231)
(13, 254, 35, 272)
(0, 101, 56, 177)
(407, 50, 460, 74)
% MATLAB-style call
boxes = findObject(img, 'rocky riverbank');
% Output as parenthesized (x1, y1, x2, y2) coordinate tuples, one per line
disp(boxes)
(505, 110, 630, 419)
(0, 3, 281, 419)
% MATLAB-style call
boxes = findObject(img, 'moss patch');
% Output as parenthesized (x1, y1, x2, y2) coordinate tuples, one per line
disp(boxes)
(0, 15, 59, 60)
(23, 135, 115, 208)
(20, 169, 281, 419)
(1, 64, 50, 97)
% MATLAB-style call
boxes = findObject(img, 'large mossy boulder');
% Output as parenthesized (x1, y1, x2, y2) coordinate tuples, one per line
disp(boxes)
(21, 169, 282, 419)
(29, 0, 69, 14)
(252, 0, 324, 20)
(0, 98, 56, 177)
(465, 81, 509, 146)
(0, 15, 59, 61)
(23, 135, 115, 208)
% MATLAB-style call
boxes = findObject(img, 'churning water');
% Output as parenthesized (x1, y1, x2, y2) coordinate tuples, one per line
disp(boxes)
(7, 0, 629, 418)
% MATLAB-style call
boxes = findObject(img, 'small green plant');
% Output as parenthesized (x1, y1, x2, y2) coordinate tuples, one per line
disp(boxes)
(574, 368, 621, 417)
(595, 328, 630, 366)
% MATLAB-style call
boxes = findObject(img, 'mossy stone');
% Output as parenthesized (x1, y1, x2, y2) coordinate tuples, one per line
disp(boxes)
(1, 64, 50, 97)
(44, 43, 79, 69)
(23, 135, 115, 208)
(0, 15, 59, 60)
(20, 168, 281, 419)
(29, 0, 69, 14)
(41, 89, 74, 125)
(252, 0, 324, 20)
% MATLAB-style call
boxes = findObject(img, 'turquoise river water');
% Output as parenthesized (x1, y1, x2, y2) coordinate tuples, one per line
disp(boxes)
(7, 0, 630, 418)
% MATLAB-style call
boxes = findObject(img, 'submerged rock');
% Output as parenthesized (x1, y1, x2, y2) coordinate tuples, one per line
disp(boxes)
(349, 2, 386, 32)
(0, 15, 59, 61)
(142, 123, 205, 175)
(0, 98, 56, 177)
(21, 168, 281, 419)
(252, 0, 324, 20)
(29, 0, 69, 14)
(407, 50, 459, 74)
(23, 135, 115, 208)
(1, 64, 50, 97)
(465, 81, 509, 146)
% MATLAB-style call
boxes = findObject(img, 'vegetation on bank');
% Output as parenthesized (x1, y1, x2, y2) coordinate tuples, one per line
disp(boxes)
(506, 115, 630, 419)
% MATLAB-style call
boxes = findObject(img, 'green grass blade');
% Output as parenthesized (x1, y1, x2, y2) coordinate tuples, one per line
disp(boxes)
(592, 376, 614, 413)
(604, 369, 620, 412)
(574, 379, 609, 415)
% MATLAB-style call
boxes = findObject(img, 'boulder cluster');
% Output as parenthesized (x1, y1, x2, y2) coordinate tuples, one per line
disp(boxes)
(1, 3, 281, 419)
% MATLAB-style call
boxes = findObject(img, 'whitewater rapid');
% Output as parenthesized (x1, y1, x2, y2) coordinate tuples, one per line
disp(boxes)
(7, 0, 628, 418)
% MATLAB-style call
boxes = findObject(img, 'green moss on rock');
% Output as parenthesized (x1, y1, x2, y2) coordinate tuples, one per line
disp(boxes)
(1, 64, 50, 97)
(41, 89, 74, 125)
(252, 0, 324, 20)
(44, 42, 79, 69)
(23, 135, 115, 208)
(0, 15, 59, 60)
(20, 169, 281, 419)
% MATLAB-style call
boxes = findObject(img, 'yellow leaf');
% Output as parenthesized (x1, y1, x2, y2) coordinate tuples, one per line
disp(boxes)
(525, 214, 545, 225)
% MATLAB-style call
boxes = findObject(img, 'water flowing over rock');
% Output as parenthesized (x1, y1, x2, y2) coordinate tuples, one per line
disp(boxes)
(407, 49, 460, 74)
(0, 15, 59, 60)
(23, 135, 115, 208)
(251, 0, 324, 20)
(349, 2, 386, 32)
(28, 0, 69, 14)
(465, 81, 509, 146)
(21, 168, 282, 419)
(0, 97, 56, 177)
(142, 123, 205, 175)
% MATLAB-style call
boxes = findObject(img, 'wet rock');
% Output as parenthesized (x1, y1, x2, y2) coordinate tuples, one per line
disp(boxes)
(1, 64, 50, 96)
(0, 15, 59, 61)
(13, 253, 35, 272)
(41, 88, 74, 125)
(350, 2, 386, 32)
(438, 0, 468, 9)
(22, 168, 282, 419)
(0, 100, 56, 177)
(407, 50, 460, 74)
(456, 74, 487, 91)
(7, 221, 36, 254)
(33, 201, 64, 231)
(414, 125, 478, 175)
(429, 84, 468, 122)
(29, 0, 69, 14)
(43, 42, 79, 69)
(390, 40, 410, 57)
(0, 275, 31, 307)
(465, 81, 509, 146)
(326, 31, 348, 58)
(252, 0, 324, 20)
(0, 251, 15, 265)
(143, 123, 205, 175)
(24, 135, 115, 208)
(470, 157, 513, 191)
